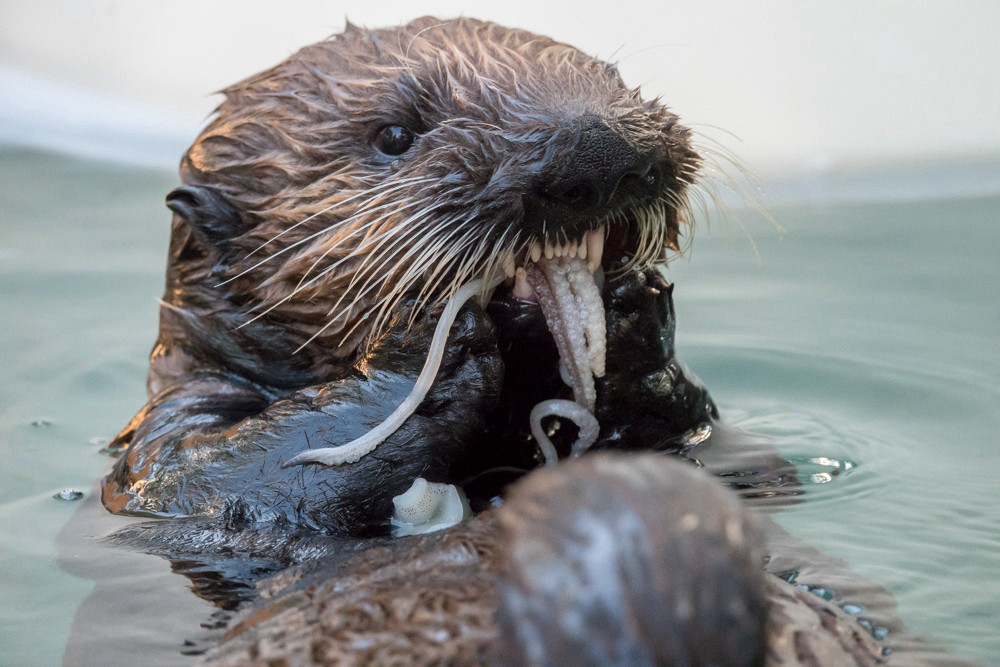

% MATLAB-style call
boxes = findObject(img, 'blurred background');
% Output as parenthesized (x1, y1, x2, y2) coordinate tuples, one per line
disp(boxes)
(2, 0, 999, 176)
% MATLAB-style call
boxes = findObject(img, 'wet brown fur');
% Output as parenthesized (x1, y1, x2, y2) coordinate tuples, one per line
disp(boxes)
(167, 16, 699, 392)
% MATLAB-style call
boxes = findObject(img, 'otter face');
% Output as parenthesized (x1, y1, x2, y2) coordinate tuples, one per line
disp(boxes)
(177, 16, 699, 364)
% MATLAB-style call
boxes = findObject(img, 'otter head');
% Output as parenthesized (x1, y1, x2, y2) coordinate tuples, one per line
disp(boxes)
(163, 16, 699, 396)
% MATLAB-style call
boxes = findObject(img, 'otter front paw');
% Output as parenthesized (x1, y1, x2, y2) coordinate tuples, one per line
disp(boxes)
(594, 268, 716, 451)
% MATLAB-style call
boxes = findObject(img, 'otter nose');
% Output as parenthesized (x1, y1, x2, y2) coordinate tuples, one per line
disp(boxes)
(522, 114, 658, 235)
(545, 116, 653, 210)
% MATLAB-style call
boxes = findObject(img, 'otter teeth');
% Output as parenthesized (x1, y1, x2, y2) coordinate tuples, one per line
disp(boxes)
(521, 228, 605, 272)
(585, 228, 604, 274)
(513, 267, 533, 299)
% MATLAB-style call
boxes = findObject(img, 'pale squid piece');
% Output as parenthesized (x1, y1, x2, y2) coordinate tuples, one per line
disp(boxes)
(390, 477, 471, 537)
(525, 254, 606, 465)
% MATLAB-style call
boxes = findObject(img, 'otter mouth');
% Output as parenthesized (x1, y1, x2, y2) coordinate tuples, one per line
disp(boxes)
(502, 227, 608, 412)
(486, 222, 640, 464)
(492, 217, 660, 402)
(283, 215, 673, 470)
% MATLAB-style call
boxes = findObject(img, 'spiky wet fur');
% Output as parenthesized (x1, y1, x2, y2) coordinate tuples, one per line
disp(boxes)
(176, 16, 700, 384)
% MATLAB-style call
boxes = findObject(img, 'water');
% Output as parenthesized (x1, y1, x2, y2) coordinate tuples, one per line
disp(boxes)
(668, 185, 1000, 661)
(0, 147, 997, 664)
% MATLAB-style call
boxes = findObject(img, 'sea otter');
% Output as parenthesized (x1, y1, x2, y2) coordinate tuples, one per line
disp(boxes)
(102, 16, 794, 534)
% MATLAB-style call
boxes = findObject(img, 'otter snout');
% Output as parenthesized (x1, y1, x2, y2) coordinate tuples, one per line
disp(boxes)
(522, 114, 663, 238)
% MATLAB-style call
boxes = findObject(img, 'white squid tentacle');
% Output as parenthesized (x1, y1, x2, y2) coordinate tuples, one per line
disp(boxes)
(565, 256, 606, 378)
(282, 272, 504, 468)
(529, 399, 601, 466)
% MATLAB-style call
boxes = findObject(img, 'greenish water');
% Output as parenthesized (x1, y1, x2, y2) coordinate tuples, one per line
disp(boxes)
(0, 148, 997, 664)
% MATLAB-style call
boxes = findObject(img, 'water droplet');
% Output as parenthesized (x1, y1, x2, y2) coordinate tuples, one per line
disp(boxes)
(800, 584, 838, 600)
(775, 569, 799, 584)
(791, 455, 859, 485)
(53, 489, 84, 501)
(681, 422, 712, 446)
(842, 603, 864, 615)
(872, 626, 888, 641)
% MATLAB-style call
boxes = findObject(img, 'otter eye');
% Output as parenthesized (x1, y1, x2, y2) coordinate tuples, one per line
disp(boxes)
(374, 125, 416, 157)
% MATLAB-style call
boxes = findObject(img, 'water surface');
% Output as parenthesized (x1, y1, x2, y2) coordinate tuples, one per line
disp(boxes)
(0, 148, 997, 663)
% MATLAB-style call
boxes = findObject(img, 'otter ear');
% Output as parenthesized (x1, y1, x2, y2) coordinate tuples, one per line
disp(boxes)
(166, 185, 243, 242)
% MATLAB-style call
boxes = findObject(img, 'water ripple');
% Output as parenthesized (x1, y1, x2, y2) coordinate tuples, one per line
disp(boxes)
(724, 407, 884, 505)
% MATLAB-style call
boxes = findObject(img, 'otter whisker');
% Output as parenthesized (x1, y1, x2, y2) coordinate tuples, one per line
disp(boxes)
(344, 225, 438, 300)
(314, 209, 433, 285)
(247, 175, 435, 258)
(330, 218, 461, 328)
(223, 193, 427, 289)
(238, 220, 425, 331)
(330, 221, 471, 347)
(341, 210, 464, 301)
(257, 176, 436, 256)
(389, 231, 499, 336)
(409, 227, 497, 317)
(477, 225, 519, 283)
(377, 219, 504, 337)
(430, 225, 499, 294)
(285, 194, 428, 265)
(256, 195, 447, 307)
(294, 310, 354, 354)
(293, 199, 454, 292)
(314, 246, 439, 341)
(291, 226, 449, 351)
(246, 176, 427, 264)
(367, 225, 485, 338)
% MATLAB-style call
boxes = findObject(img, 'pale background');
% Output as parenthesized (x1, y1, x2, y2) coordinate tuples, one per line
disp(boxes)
(1, 0, 998, 176)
